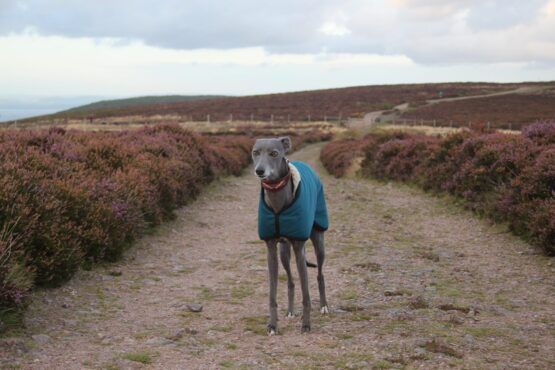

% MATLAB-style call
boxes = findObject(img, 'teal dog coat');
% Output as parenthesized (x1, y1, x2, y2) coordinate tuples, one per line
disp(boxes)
(258, 161, 329, 241)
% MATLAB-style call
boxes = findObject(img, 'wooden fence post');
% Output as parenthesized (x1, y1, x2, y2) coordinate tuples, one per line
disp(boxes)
(250, 113, 254, 122)
(308, 114, 311, 123)
(271, 114, 274, 124)
(207, 114, 210, 123)
(229, 114, 233, 123)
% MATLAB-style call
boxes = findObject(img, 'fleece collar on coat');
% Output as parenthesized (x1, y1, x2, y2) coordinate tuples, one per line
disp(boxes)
(289, 162, 301, 195)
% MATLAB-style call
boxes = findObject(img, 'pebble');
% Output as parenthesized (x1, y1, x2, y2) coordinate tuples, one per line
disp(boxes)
(384, 289, 404, 296)
(146, 337, 173, 346)
(143, 279, 156, 286)
(63, 319, 78, 326)
(31, 334, 51, 345)
(187, 303, 203, 312)
(166, 329, 186, 341)
(408, 295, 429, 310)
(449, 313, 465, 325)
(464, 334, 476, 345)
(412, 347, 427, 359)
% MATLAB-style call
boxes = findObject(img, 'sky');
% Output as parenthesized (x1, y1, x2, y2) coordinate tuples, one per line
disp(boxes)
(1, 0, 555, 107)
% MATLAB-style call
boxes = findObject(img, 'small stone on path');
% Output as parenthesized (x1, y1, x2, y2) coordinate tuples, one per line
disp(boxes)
(31, 334, 51, 345)
(187, 303, 203, 312)
(384, 289, 405, 296)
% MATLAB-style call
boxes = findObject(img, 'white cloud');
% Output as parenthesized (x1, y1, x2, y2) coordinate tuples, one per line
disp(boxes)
(0, 32, 419, 95)
(319, 21, 352, 36)
(0, 32, 410, 68)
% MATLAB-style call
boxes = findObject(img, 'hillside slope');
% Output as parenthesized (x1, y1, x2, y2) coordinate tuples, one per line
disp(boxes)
(25, 82, 541, 123)
(401, 87, 555, 129)
(63, 95, 227, 114)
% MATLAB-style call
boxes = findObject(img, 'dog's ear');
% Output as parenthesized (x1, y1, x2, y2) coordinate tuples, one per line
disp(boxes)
(280, 136, 292, 153)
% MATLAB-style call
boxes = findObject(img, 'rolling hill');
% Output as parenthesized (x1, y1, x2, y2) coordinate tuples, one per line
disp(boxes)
(24, 82, 536, 123)
(63, 95, 227, 114)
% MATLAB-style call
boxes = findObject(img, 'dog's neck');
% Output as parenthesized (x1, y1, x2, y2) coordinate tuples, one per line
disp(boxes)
(263, 159, 294, 214)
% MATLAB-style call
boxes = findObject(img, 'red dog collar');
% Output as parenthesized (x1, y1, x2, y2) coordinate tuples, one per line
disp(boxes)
(262, 172, 291, 192)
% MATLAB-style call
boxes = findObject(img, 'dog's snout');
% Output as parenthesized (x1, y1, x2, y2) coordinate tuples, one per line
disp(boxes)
(255, 168, 265, 176)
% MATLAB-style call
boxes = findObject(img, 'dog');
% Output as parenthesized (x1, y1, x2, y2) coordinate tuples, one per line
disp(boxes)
(252, 136, 329, 335)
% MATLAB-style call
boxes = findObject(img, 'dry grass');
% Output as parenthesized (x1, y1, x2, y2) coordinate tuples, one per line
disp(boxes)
(2, 115, 345, 136)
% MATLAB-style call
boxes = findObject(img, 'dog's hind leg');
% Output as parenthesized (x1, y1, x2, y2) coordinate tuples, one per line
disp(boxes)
(266, 240, 279, 335)
(310, 229, 329, 314)
(292, 240, 311, 333)
(279, 241, 295, 318)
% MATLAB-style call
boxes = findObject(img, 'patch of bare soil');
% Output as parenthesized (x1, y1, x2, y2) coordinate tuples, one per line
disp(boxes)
(2, 143, 554, 369)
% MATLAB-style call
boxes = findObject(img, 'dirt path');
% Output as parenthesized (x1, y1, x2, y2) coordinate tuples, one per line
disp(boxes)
(2, 143, 554, 369)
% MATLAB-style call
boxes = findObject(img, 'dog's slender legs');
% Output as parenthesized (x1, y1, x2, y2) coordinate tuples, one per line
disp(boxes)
(279, 241, 295, 318)
(292, 240, 311, 332)
(310, 229, 329, 314)
(266, 241, 279, 335)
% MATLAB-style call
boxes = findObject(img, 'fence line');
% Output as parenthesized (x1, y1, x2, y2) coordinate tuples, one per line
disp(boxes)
(188, 114, 347, 125)
(6, 113, 525, 131)
(388, 118, 519, 131)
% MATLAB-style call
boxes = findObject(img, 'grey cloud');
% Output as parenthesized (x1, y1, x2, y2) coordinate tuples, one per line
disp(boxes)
(465, 0, 546, 30)
(0, 0, 330, 49)
(0, 0, 554, 64)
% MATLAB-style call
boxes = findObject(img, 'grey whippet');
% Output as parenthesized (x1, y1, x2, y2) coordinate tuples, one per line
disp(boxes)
(252, 136, 329, 335)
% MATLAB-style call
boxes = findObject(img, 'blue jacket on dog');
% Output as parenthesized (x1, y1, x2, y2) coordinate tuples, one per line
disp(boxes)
(258, 161, 329, 241)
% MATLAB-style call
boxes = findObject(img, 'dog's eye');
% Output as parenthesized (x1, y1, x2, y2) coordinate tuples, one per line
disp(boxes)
(269, 151, 279, 157)
(252, 150, 260, 156)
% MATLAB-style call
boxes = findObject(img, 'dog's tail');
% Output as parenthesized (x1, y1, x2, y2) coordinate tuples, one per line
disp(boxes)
(306, 261, 317, 268)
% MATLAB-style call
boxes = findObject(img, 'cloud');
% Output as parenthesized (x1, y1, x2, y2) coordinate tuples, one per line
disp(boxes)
(319, 22, 351, 37)
(0, 0, 554, 65)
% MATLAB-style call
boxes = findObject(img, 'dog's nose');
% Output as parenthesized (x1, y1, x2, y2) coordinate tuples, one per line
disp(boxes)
(255, 168, 265, 177)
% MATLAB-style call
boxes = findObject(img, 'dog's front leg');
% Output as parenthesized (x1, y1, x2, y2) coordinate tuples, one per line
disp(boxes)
(292, 240, 311, 333)
(279, 241, 295, 318)
(266, 240, 279, 335)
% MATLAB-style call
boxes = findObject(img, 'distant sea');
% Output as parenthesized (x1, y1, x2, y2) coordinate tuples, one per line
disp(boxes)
(0, 96, 109, 123)
(0, 107, 66, 122)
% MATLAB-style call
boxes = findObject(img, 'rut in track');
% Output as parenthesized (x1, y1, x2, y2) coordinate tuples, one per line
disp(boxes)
(2, 143, 554, 369)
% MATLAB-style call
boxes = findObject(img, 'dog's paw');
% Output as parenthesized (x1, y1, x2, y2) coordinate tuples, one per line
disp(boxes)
(301, 324, 311, 333)
(267, 325, 277, 336)
(320, 305, 330, 314)
(285, 312, 294, 319)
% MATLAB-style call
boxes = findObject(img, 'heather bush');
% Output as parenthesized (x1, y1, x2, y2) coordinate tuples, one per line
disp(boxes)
(0, 219, 34, 308)
(321, 122, 555, 253)
(433, 133, 538, 215)
(320, 138, 368, 178)
(321, 131, 408, 178)
(0, 125, 251, 309)
(364, 135, 439, 182)
(522, 120, 555, 145)
(0, 124, 328, 312)
(501, 147, 555, 252)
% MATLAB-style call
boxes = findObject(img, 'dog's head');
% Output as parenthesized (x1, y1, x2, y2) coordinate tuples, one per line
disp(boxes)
(252, 136, 292, 181)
